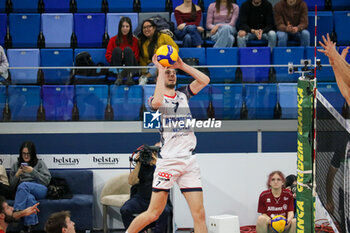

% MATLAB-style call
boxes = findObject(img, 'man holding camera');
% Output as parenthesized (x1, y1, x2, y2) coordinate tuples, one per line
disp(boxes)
(121, 145, 172, 233)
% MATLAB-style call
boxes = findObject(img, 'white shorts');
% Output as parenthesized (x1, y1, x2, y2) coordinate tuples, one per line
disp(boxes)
(152, 155, 202, 192)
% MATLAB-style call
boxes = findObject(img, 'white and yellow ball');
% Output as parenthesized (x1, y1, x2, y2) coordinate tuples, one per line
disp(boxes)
(271, 215, 287, 233)
(156, 45, 178, 67)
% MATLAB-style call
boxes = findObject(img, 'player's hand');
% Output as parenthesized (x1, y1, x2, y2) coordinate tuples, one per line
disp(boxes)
(152, 54, 166, 71)
(22, 203, 40, 218)
(170, 56, 184, 70)
(318, 33, 339, 59)
(341, 46, 349, 59)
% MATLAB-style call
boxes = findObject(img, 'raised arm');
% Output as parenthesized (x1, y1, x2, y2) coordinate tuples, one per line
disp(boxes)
(172, 57, 210, 94)
(318, 34, 350, 105)
(150, 54, 167, 110)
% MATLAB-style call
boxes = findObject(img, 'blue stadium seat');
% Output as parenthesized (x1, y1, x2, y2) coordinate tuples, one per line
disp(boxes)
(42, 13, 73, 48)
(108, 0, 134, 12)
(43, 0, 70, 12)
(8, 85, 41, 121)
(305, 47, 334, 82)
(41, 49, 73, 84)
(245, 84, 277, 119)
(278, 83, 297, 119)
(12, 0, 38, 12)
(172, 0, 198, 9)
(140, 0, 166, 12)
(0, 0, 5, 12)
(143, 84, 156, 111)
(74, 13, 106, 47)
(203, 0, 214, 11)
(0, 14, 6, 46)
(110, 85, 143, 120)
(272, 47, 304, 82)
(76, 0, 103, 12)
(211, 84, 243, 119)
(240, 47, 271, 83)
(75, 85, 108, 120)
(339, 46, 350, 64)
(206, 48, 238, 82)
(308, 11, 333, 46)
(106, 13, 138, 38)
(334, 11, 350, 46)
(317, 82, 345, 114)
(332, 0, 350, 10)
(179, 48, 205, 64)
(178, 84, 210, 120)
(0, 85, 5, 120)
(305, 0, 324, 10)
(7, 49, 40, 84)
(74, 48, 107, 65)
(9, 13, 40, 48)
(42, 85, 74, 121)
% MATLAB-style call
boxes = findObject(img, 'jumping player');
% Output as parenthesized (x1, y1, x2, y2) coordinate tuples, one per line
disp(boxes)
(126, 54, 210, 233)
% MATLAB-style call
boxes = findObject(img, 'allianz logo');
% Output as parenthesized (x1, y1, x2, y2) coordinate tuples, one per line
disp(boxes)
(53, 157, 80, 165)
(93, 156, 119, 165)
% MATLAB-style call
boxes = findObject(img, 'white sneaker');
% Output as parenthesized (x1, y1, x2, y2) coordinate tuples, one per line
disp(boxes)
(138, 75, 148, 86)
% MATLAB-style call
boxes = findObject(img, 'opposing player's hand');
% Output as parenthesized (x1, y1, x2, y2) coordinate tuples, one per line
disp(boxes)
(318, 33, 339, 59)
(152, 54, 166, 70)
(341, 46, 349, 59)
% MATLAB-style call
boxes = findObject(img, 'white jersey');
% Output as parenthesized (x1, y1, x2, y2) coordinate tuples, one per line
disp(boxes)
(149, 85, 197, 159)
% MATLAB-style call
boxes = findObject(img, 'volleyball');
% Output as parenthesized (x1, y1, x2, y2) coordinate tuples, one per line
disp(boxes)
(271, 215, 287, 233)
(156, 45, 178, 67)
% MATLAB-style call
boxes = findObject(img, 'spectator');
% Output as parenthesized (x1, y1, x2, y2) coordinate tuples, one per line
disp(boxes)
(0, 196, 40, 233)
(138, 19, 179, 85)
(120, 145, 172, 233)
(45, 211, 76, 233)
(174, 0, 204, 48)
(0, 165, 14, 200)
(274, 0, 310, 47)
(9, 141, 51, 232)
(206, 0, 239, 48)
(237, 0, 276, 48)
(105, 17, 139, 85)
(0, 46, 9, 84)
(256, 170, 296, 233)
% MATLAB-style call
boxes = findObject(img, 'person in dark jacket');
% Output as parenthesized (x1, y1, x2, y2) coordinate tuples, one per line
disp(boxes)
(274, 0, 310, 47)
(237, 0, 276, 48)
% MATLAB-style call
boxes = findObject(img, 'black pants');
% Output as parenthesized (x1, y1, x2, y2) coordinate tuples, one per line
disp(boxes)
(0, 183, 14, 199)
(111, 47, 137, 66)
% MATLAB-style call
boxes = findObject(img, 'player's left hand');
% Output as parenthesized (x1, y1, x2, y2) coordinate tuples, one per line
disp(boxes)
(170, 56, 184, 70)
(23, 203, 40, 217)
(318, 33, 338, 58)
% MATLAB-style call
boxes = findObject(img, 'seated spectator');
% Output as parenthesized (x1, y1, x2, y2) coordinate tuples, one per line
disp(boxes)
(206, 0, 239, 48)
(237, 0, 276, 48)
(174, 0, 204, 48)
(256, 170, 296, 233)
(0, 46, 9, 84)
(120, 144, 172, 233)
(0, 196, 40, 233)
(0, 165, 14, 200)
(138, 19, 179, 85)
(45, 211, 76, 233)
(105, 17, 139, 85)
(9, 141, 51, 232)
(274, 0, 310, 47)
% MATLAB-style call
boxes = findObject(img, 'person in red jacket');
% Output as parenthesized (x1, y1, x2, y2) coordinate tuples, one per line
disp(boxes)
(105, 17, 139, 85)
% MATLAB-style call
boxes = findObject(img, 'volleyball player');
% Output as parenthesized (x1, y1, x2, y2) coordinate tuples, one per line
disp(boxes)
(126, 54, 210, 233)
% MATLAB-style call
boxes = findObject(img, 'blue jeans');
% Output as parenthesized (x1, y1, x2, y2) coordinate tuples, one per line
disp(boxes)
(175, 25, 203, 47)
(120, 194, 172, 233)
(237, 30, 277, 48)
(277, 30, 310, 47)
(211, 24, 236, 48)
(14, 182, 47, 226)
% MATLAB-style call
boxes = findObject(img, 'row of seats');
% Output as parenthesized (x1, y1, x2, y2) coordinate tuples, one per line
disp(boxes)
(6, 47, 345, 84)
(0, 83, 344, 121)
(1, 0, 349, 13)
(1, 11, 350, 48)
